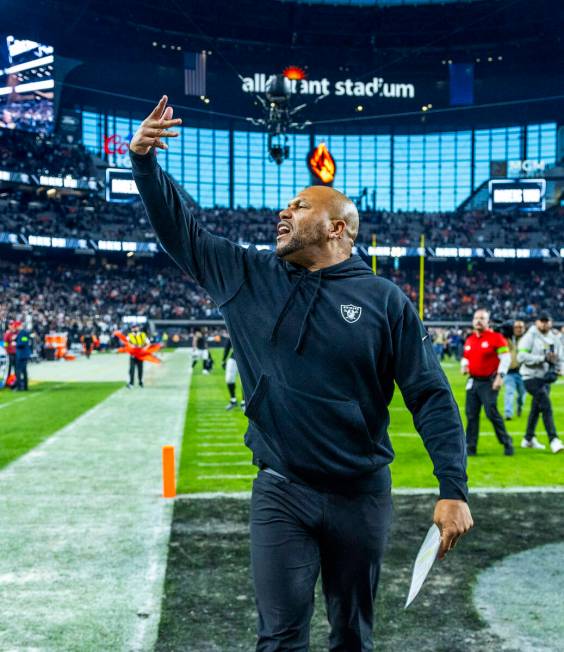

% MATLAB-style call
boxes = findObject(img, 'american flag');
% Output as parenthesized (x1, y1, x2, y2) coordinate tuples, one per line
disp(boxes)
(184, 51, 207, 96)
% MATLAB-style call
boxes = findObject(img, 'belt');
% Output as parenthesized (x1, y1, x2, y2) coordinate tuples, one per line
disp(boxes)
(471, 374, 495, 381)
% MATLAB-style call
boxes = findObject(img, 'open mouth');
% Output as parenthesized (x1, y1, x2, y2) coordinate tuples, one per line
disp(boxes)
(277, 223, 292, 240)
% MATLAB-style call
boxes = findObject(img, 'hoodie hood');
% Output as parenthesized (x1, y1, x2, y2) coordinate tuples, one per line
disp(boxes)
(271, 255, 373, 354)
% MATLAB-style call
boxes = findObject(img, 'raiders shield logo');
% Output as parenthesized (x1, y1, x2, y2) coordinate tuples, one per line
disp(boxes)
(340, 304, 362, 323)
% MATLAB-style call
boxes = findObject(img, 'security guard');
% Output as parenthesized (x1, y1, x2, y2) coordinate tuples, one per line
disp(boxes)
(462, 309, 513, 456)
(127, 323, 149, 388)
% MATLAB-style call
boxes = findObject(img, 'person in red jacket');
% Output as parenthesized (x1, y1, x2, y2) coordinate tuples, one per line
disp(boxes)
(3, 320, 17, 385)
(462, 309, 513, 456)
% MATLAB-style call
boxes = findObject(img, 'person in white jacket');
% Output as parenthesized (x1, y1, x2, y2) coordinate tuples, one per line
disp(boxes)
(517, 313, 564, 453)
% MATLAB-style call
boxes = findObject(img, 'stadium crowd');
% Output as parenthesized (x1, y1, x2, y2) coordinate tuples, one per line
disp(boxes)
(386, 267, 564, 322)
(0, 258, 221, 346)
(2, 257, 562, 356)
(0, 129, 94, 179)
(1, 188, 563, 250)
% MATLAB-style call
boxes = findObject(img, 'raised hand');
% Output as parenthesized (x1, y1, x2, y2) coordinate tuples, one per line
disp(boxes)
(129, 95, 182, 155)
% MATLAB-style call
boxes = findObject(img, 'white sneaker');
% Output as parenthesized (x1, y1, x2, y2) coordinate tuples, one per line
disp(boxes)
(521, 437, 545, 450)
(550, 439, 564, 454)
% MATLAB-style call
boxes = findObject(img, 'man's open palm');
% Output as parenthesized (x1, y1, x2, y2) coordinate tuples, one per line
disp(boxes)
(129, 95, 182, 155)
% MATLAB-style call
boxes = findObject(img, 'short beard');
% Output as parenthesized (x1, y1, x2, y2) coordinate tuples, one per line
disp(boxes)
(276, 233, 307, 259)
(275, 222, 326, 259)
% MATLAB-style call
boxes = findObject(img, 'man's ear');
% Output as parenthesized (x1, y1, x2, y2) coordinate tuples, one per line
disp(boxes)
(330, 219, 347, 240)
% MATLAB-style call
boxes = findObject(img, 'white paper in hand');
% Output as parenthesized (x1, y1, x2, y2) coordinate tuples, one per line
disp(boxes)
(404, 523, 441, 609)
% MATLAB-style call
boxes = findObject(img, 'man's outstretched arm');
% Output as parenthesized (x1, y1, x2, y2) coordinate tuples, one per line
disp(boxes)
(129, 95, 246, 306)
(392, 298, 473, 559)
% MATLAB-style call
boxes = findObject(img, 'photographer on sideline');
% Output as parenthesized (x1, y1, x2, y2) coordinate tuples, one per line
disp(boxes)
(504, 320, 526, 420)
(518, 313, 564, 453)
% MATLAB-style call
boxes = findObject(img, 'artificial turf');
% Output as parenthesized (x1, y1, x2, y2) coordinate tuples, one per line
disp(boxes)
(0, 381, 122, 469)
(178, 350, 564, 493)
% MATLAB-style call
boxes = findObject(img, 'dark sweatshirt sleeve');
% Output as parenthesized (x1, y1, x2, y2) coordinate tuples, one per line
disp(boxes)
(391, 297, 468, 501)
(130, 149, 246, 306)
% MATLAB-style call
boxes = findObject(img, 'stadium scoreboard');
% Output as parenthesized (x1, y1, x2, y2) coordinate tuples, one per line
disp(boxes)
(488, 179, 546, 212)
(105, 168, 139, 203)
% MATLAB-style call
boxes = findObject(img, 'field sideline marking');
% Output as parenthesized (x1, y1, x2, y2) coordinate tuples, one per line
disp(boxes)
(0, 351, 191, 652)
(176, 485, 564, 500)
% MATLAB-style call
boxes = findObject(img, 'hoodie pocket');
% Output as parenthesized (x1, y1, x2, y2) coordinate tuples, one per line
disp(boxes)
(245, 374, 375, 482)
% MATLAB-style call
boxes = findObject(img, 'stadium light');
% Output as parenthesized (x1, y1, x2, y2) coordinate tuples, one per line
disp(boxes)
(4, 55, 54, 75)
(15, 79, 55, 92)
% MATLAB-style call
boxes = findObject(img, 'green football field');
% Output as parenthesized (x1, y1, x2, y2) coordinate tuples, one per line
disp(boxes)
(178, 349, 564, 493)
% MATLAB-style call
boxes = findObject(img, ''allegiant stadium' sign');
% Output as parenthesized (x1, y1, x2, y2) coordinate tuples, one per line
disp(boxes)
(241, 74, 415, 99)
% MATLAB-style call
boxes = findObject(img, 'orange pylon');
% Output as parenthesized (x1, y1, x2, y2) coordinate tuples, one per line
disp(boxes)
(162, 445, 176, 498)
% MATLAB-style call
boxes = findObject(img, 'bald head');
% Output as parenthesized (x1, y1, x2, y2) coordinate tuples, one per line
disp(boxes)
(300, 186, 359, 245)
(277, 186, 360, 269)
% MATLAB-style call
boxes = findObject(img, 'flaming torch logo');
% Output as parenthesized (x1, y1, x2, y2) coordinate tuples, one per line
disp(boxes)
(307, 143, 336, 185)
(283, 65, 306, 81)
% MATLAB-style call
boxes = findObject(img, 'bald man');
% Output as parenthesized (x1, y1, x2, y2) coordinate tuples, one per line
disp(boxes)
(130, 96, 472, 652)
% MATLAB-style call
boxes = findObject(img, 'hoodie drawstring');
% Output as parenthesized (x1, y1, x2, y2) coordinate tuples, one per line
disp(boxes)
(270, 271, 307, 345)
(295, 270, 322, 353)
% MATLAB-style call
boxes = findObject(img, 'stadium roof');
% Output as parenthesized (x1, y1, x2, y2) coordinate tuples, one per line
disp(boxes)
(2, 0, 561, 64)
(277, 0, 483, 5)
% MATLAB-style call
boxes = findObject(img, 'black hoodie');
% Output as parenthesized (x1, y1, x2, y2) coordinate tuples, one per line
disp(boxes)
(131, 149, 468, 500)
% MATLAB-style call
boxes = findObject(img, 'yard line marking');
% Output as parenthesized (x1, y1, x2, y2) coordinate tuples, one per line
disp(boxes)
(0, 383, 64, 410)
(198, 452, 250, 457)
(197, 474, 257, 480)
(196, 462, 251, 467)
(197, 443, 246, 448)
(393, 431, 536, 437)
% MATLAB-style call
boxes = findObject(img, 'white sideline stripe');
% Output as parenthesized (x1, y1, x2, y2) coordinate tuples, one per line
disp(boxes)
(177, 485, 564, 500)
(0, 350, 191, 652)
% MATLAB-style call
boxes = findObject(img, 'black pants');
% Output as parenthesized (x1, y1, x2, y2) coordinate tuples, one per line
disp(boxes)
(524, 378, 557, 441)
(251, 470, 393, 652)
(465, 378, 511, 451)
(15, 357, 28, 390)
(8, 353, 16, 378)
(129, 358, 144, 385)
